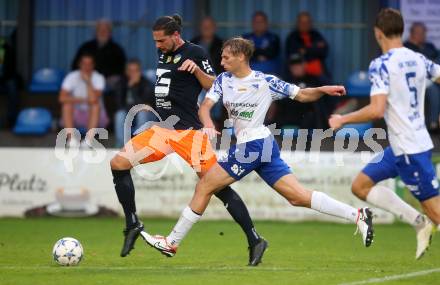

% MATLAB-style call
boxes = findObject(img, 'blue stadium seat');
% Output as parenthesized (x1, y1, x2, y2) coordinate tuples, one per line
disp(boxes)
(335, 122, 373, 138)
(346, 71, 371, 97)
(29, 68, 65, 93)
(143, 69, 156, 84)
(13, 108, 52, 135)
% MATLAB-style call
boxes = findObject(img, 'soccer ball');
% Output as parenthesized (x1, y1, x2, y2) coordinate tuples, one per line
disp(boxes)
(52, 237, 83, 266)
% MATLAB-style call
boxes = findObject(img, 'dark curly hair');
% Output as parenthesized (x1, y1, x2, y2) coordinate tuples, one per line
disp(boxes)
(152, 14, 182, 35)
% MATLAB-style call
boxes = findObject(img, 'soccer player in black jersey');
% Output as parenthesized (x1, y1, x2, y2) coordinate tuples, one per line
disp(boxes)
(110, 14, 267, 266)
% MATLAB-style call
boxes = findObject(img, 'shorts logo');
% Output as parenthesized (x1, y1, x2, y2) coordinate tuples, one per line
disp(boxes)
(407, 185, 419, 191)
(218, 153, 228, 162)
(432, 179, 439, 189)
(231, 164, 245, 176)
(407, 184, 420, 196)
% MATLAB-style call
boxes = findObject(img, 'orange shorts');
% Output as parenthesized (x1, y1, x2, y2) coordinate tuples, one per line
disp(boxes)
(128, 125, 217, 173)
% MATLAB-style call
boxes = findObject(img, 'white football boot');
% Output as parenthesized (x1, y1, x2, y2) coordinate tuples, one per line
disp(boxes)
(415, 215, 434, 260)
(140, 231, 177, 257)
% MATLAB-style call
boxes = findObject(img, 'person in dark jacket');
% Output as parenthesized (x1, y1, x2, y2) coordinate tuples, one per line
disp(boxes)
(404, 22, 439, 61)
(191, 16, 226, 128)
(113, 59, 155, 148)
(404, 22, 440, 131)
(285, 12, 330, 82)
(0, 29, 19, 127)
(71, 19, 126, 89)
(243, 11, 280, 75)
(191, 16, 224, 74)
(268, 53, 326, 129)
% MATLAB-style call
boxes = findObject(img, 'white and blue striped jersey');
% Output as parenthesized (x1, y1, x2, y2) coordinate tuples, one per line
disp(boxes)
(369, 47, 440, 155)
(206, 71, 300, 144)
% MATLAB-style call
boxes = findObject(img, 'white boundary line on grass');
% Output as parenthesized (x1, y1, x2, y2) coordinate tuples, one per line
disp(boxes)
(339, 268, 440, 285)
(0, 265, 295, 271)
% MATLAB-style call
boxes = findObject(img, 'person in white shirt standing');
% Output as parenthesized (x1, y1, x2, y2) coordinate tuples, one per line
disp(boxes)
(141, 37, 375, 260)
(329, 8, 440, 259)
(59, 53, 109, 147)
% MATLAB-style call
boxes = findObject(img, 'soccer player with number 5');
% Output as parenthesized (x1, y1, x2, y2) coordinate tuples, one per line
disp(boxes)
(329, 8, 440, 259)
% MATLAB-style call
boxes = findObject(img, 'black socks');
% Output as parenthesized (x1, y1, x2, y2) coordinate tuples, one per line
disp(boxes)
(215, 186, 261, 247)
(111, 168, 260, 246)
(111, 169, 139, 229)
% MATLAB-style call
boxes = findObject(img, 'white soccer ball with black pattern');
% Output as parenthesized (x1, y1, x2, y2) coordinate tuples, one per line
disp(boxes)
(52, 237, 83, 266)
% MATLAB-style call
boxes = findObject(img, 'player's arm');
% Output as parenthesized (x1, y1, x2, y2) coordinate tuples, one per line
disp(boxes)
(422, 55, 440, 84)
(329, 95, 387, 130)
(199, 75, 223, 138)
(295, 85, 345, 103)
(265, 75, 344, 102)
(178, 59, 215, 90)
(179, 48, 216, 90)
(199, 98, 216, 129)
(329, 59, 388, 130)
(198, 97, 220, 139)
(194, 67, 215, 90)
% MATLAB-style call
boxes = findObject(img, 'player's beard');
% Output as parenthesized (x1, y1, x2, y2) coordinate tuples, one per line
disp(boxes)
(161, 41, 176, 55)
(169, 41, 176, 53)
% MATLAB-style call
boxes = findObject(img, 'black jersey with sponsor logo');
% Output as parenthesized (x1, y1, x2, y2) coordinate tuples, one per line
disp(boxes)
(154, 41, 215, 130)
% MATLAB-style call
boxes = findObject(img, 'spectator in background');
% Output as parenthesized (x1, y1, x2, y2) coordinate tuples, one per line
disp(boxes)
(0, 29, 19, 128)
(268, 54, 325, 129)
(71, 19, 126, 90)
(404, 22, 440, 131)
(191, 16, 226, 128)
(285, 12, 329, 83)
(60, 54, 109, 147)
(243, 11, 280, 75)
(405, 22, 439, 61)
(113, 59, 156, 148)
(191, 16, 224, 74)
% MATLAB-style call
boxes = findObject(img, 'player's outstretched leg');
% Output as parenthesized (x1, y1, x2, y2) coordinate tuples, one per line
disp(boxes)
(272, 174, 374, 247)
(141, 207, 268, 264)
(214, 187, 268, 266)
(142, 163, 245, 259)
(352, 172, 435, 259)
(110, 151, 143, 257)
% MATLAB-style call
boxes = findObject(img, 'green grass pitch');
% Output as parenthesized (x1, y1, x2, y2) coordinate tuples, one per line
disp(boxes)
(0, 218, 439, 285)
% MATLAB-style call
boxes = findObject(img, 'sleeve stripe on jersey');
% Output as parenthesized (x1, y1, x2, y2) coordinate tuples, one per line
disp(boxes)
(368, 58, 390, 96)
(205, 73, 223, 103)
(269, 86, 290, 98)
(427, 60, 435, 80)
